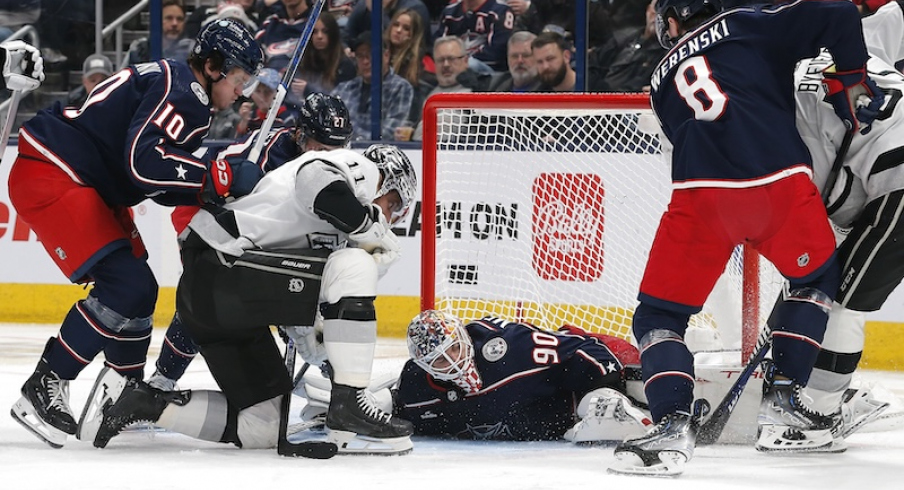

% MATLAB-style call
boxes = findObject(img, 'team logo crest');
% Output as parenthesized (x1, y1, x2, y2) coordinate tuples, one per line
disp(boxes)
(288, 278, 305, 293)
(55, 247, 66, 260)
(191, 82, 209, 105)
(482, 337, 507, 362)
(797, 253, 810, 268)
(446, 390, 459, 402)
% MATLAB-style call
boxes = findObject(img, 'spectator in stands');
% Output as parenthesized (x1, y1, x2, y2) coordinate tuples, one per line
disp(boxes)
(37, 0, 96, 69)
(331, 30, 413, 141)
(588, 0, 665, 93)
(122, 0, 193, 68)
(487, 31, 540, 92)
(294, 11, 356, 98)
(386, 7, 434, 124)
(434, 0, 514, 73)
(343, 0, 433, 51)
(513, 0, 613, 50)
(66, 53, 114, 108)
(0, 0, 40, 43)
(236, 67, 299, 137)
(532, 31, 574, 92)
(185, 0, 264, 39)
(256, 0, 313, 73)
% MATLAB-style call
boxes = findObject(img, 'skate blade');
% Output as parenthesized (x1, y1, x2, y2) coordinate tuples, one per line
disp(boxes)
(327, 429, 413, 455)
(607, 450, 687, 477)
(755, 425, 840, 453)
(840, 401, 890, 438)
(77, 367, 128, 443)
(10, 397, 68, 448)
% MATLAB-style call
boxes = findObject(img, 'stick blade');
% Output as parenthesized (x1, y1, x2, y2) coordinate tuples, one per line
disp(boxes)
(277, 439, 339, 459)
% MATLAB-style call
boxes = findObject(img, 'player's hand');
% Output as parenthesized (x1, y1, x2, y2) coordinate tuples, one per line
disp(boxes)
(200, 159, 263, 205)
(284, 325, 327, 366)
(1, 40, 44, 92)
(822, 66, 885, 135)
(348, 204, 401, 276)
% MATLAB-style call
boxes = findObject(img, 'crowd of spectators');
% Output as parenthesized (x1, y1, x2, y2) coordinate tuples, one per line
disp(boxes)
(16, 0, 661, 141)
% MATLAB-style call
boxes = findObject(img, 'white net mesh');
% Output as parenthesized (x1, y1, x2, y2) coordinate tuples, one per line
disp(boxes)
(425, 99, 783, 358)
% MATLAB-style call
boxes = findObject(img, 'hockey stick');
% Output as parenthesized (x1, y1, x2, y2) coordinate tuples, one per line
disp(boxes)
(277, 337, 338, 459)
(821, 129, 855, 206)
(246, 0, 325, 166)
(0, 88, 23, 157)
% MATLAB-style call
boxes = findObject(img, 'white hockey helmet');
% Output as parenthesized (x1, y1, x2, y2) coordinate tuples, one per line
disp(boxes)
(407, 310, 482, 393)
(363, 144, 417, 223)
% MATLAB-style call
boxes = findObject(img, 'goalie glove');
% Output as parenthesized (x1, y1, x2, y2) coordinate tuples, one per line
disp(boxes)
(283, 324, 327, 366)
(348, 204, 401, 276)
(1, 40, 44, 92)
(822, 66, 885, 135)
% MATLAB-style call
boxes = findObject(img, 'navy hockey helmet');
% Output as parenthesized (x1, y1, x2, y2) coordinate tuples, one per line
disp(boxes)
(363, 144, 417, 223)
(407, 310, 482, 393)
(193, 18, 264, 80)
(298, 93, 353, 148)
(654, 0, 723, 49)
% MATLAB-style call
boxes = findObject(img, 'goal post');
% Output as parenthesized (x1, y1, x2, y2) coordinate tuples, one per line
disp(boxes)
(420, 92, 779, 362)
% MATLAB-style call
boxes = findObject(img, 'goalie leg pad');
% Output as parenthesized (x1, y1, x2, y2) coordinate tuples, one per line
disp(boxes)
(564, 388, 652, 443)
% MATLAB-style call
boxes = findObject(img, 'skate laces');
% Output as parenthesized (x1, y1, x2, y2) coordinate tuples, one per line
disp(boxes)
(356, 389, 391, 424)
(45, 376, 74, 416)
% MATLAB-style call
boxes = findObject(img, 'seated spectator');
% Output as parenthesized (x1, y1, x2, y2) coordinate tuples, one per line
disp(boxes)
(293, 11, 356, 98)
(343, 0, 433, 50)
(386, 7, 434, 123)
(532, 30, 575, 92)
(236, 68, 300, 137)
(122, 0, 193, 67)
(184, 0, 264, 39)
(0, 0, 39, 43)
(434, 0, 514, 72)
(487, 31, 540, 92)
(66, 53, 114, 108)
(331, 30, 413, 141)
(256, 0, 313, 73)
(514, 0, 613, 50)
(588, 0, 665, 93)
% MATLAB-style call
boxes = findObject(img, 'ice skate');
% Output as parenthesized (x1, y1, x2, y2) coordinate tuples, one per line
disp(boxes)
(10, 340, 77, 448)
(832, 387, 890, 439)
(608, 407, 700, 477)
(78, 367, 185, 448)
(565, 388, 652, 443)
(756, 364, 840, 453)
(326, 383, 414, 455)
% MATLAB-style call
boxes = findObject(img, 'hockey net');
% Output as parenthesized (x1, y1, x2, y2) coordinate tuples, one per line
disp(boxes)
(420, 93, 784, 362)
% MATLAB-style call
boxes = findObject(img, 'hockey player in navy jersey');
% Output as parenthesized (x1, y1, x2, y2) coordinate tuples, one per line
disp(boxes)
(0, 40, 43, 92)
(8, 18, 264, 449)
(146, 93, 354, 393)
(394, 311, 652, 442)
(77, 144, 419, 455)
(611, 0, 885, 476)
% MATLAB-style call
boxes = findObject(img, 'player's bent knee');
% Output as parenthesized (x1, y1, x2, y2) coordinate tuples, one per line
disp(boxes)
(82, 294, 153, 333)
(236, 396, 281, 449)
(320, 248, 378, 304)
(632, 303, 691, 342)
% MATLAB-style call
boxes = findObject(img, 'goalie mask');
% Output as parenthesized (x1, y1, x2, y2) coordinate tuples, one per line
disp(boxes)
(407, 310, 482, 394)
(363, 144, 417, 223)
(654, 0, 723, 49)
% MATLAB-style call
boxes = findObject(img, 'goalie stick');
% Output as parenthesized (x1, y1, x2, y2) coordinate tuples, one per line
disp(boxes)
(0, 88, 22, 157)
(277, 337, 338, 459)
(246, 0, 325, 166)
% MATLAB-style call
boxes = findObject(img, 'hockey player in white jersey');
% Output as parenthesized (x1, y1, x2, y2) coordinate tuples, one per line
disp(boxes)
(780, 29, 904, 453)
(77, 144, 418, 455)
(862, 0, 904, 69)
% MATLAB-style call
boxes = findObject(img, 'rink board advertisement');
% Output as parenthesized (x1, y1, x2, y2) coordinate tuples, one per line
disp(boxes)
(1, 144, 903, 369)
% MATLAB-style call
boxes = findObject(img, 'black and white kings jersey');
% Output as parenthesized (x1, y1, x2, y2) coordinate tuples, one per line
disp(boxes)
(188, 149, 382, 256)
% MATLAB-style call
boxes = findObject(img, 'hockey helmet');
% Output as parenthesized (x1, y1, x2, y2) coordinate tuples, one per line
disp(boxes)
(298, 93, 353, 148)
(654, 0, 723, 48)
(193, 18, 264, 94)
(363, 144, 417, 223)
(407, 310, 482, 393)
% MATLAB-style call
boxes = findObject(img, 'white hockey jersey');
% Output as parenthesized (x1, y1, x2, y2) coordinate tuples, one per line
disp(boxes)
(794, 51, 904, 227)
(189, 149, 382, 256)
(863, 0, 904, 68)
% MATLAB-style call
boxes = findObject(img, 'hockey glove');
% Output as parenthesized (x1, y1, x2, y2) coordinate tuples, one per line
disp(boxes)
(822, 66, 885, 135)
(200, 159, 263, 206)
(284, 325, 327, 366)
(348, 204, 401, 276)
(1, 40, 44, 92)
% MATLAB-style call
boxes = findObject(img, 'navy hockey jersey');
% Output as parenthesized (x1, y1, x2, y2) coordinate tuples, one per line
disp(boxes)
(435, 0, 514, 70)
(19, 60, 213, 207)
(394, 317, 625, 441)
(650, 0, 869, 188)
(255, 13, 310, 73)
